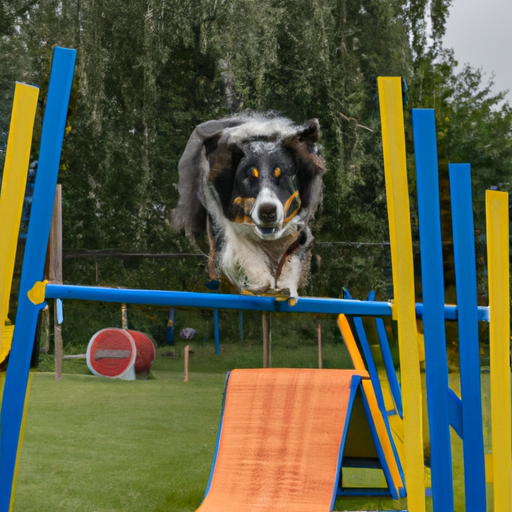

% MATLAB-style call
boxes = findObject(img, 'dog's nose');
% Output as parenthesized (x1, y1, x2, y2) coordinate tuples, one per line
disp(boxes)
(259, 203, 278, 223)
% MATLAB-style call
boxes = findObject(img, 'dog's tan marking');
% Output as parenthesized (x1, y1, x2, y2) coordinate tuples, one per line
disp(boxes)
(233, 196, 255, 214)
(274, 167, 281, 178)
(235, 214, 254, 224)
(283, 191, 301, 223)
(233, 196, 255, 224)
(250, 167, 259, 178)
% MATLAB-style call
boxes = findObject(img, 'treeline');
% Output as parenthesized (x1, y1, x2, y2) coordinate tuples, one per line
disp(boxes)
(1, 0, 512, 303)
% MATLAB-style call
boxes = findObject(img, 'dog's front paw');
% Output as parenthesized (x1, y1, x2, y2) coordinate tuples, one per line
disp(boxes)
(241, 287, 291, 301)
(287, 295, 298, 307)
(284, 285, 298, 307)
(270, 288, 292, 302)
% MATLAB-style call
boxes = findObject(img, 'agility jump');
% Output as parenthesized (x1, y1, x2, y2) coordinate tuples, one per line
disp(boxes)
(0, 47, 509, 512)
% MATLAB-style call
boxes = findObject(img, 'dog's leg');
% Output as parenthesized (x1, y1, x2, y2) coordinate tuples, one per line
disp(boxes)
(275, 229, 313, 305)
(275, 255, 302, 305)
(206, 215, 220, 280)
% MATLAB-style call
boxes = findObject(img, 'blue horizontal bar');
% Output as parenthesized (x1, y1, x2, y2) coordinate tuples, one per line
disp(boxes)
(337, 488, 391, 497)
(44, 284, 392, 316)
(415, 303, 489, 322)
(44, 284, 491, 321)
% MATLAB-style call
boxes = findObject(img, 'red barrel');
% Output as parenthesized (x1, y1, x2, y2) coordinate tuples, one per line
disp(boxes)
(127, 330, 156, 374)
(86, 328, 136, 379)
(87, 328, 156, 379)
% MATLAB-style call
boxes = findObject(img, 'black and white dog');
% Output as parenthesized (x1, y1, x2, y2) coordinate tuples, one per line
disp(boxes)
(172, 112, 326, 304)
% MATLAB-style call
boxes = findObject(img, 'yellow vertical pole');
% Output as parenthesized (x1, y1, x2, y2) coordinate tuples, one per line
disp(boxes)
(378, 77, 425, 512)
(486, 189, 511, 510)
(0, 82, 39, 364)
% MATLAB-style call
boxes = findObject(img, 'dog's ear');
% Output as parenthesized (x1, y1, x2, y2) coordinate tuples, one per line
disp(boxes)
(204, 133, 221, 157)
(297, 118, 320, 145)
(207, 142, 244, 215)
(285, 119, 326, 216)
(172, 118, 247, 245)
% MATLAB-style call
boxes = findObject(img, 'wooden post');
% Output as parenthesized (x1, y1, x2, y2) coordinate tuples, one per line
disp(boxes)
(40, 305, 50, 353)
(262, 311, 271, 368)
(50, 185, 63, 380)
(184, 344, 189, 382)
(121, 303, 128, 329)
(317, 323, 322, 369)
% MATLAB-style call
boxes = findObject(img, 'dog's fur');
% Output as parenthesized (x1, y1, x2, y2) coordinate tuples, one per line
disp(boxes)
(172, 112, 326, 302)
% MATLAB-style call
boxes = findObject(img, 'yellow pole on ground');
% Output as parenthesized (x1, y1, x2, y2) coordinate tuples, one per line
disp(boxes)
(378, 77, 425, 512)
(485, 189, 511, 510)
(0, 83, 39, 365)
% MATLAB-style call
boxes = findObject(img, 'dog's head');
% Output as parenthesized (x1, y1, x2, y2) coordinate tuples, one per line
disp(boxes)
(205, 115, 325, 240)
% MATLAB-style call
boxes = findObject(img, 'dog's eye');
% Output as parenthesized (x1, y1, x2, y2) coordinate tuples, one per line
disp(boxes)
(274, 167, 281, 178)
(247, 167, 259, 178)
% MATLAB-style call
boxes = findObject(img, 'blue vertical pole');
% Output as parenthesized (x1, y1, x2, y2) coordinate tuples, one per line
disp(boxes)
(214, 308, 220, 355)
(449, 163, 487, 510)
(0, 47, 76, 511)
(412, 109, 453, 512)
(166, 307, 175, 345)
(374, 317, 403, 418)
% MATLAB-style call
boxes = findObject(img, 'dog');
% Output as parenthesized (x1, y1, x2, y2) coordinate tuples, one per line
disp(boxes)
(172, 112, 326, 304)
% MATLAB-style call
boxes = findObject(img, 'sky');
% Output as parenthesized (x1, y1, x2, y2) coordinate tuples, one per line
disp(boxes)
(443, 0, 512, 104)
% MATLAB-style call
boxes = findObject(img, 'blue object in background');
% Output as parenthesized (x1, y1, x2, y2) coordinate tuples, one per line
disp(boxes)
(165, 307, 175, 345)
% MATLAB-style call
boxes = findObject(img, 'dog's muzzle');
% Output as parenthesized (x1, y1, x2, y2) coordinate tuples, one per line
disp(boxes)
(233, 190, 301, 239)
(254, 190, 301, 239)
(257, 207, 281, 235)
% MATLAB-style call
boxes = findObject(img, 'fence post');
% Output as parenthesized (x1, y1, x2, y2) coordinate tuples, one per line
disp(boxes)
(50, 185, 63, 380)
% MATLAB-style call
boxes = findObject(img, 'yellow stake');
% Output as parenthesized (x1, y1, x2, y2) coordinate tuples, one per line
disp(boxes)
(486, 189, 511, 511)
(0, 82, 39, 364)
(378, 77, 425, 512)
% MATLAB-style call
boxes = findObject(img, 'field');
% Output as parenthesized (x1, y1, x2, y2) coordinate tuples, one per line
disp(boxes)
(8, 331, 493, 511)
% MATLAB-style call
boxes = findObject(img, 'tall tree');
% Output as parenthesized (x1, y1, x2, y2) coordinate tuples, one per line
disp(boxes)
(59, 0, 228, 255)
(0, 0, 41, 172)
(211, 0, 413, 296)
(1, 0, 510, 300)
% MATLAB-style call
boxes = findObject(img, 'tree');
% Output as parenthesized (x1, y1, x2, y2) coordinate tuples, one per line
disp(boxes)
(210, 0, 414, 297)
(0, 0, 41, 172)
(404, 3, 512, 304)
(1, 0, 510, 302)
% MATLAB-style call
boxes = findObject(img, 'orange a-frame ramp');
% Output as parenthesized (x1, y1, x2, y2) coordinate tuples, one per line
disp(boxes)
(196, 368, 405, 512)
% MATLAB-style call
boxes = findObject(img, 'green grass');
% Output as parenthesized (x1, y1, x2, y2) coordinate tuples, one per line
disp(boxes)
(14, 369, 411, 512)
(10, 340, 487, 511)
(16, 372, 225, 512)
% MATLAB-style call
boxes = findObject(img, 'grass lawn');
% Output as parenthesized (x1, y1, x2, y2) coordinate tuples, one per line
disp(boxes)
(9, 340, 484, 511)
(15, 371, 224, 512)
(14, 369, 409, 512)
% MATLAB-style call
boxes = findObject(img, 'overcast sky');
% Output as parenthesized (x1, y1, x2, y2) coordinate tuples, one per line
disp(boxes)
(443, 0, 512, 104)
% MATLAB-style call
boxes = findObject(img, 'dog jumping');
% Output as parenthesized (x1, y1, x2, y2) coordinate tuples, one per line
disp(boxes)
(172, 112, 326, 304)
